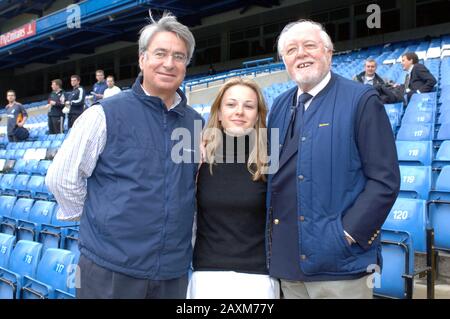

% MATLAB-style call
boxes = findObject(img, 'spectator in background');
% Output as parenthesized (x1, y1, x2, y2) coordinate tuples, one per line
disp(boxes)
(47, 79, 65, 134)
(208, 64, 216, 76)
(103, 75, 122, 99)
(67, 75, 85, 128)
(267, 20, 400, 299)
(46, 11, 202, 299)
(401, 52, 437, 102)
(4, 90, 27, 142)
(91, 69, 108, 102)
(353, 58, 385, 86)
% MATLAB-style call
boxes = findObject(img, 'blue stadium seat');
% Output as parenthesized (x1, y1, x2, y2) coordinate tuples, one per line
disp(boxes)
(0, 195, 17, 218)
(396, 141, 432, 166)
(39, 206, 77, 251)
(13, 149, 25, 160)
(401, 110, 434, 124)
(34, 160, 51, 176)
(55, 134, 66, 141)
(0, 174, 16, 195)
(396, 124, 434, 141)
(399, 166, 431, 199)
(17, 200, 56, 242)
(23, 142, 33, 149)
(50, 140, 63, 149)
(31, 141, 43, 149)
(0, 233, 15, 268)
(11, 174, 31, 197)
(0, 150, 7, 159)
(26, 175, 50, 200)
(428, 166, 450, 251)
(383, 198, 428, 253)
(12, 159, 27, 174)
(374, 230, 414, 299)
(0, 240, 43, 299)
(0, 198, 35, 235)
(437, 123, 450, 140)
(434, 140, 450, 167)
(40, 141, 52, 149)
(21, 249, 76, 299)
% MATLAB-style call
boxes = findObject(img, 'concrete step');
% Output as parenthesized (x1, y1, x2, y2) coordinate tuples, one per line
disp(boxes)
(413, 279, 450, 299)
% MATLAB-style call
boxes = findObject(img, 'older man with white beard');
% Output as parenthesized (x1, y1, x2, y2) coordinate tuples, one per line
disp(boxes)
(265, 20, 400, 299)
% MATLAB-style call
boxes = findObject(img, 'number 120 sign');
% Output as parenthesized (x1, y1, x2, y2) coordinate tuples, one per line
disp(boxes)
(0, 21, 36, 48)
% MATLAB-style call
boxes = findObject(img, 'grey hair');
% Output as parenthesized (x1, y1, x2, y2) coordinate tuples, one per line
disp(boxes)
(277, 19, 334, 58)
(138, 11, 195, 64)
(365, 58, 377, 65)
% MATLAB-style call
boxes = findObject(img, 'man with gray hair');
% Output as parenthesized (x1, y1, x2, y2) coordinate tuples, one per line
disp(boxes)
(46, 12, 202, 298)
(266, 20, 400, 298)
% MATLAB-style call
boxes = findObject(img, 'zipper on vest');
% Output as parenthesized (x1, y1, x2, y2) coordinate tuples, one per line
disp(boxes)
(157, 109, 170, 276)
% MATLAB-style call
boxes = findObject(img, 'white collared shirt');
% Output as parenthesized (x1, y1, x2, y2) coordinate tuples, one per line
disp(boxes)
(296, 71, 331, 111)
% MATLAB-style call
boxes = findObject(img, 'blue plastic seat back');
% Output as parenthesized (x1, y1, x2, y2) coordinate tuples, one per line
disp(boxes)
(0, 174, 16, 192)
(12, 174, 31, 194)
(13, 149, 25, 160)
(0, 233, 15, 268)
(399, 166, 431, 199)
(40, 141, 52, 149)
(396, 124, 434, 141)
(383, 198, 427, 253)
(35, 249, 75, 292)
(435, 140, 450, 162)
(428, 166, 450, 250)
(36, 160, 51, 176)
(374, 230, 414, 299)
(437, 123, 450, 140)
(50, 140, 63, 149)
(27, 175, 45, 197)
(7, 240, 43, 278)
(0, 195, 17, 217)
(396, 141, 432, 166)
(402, 110, 434, 124)
(28, 200, 55, 225)
(12, 159, 27, 174)
(11, 198, 35, 220)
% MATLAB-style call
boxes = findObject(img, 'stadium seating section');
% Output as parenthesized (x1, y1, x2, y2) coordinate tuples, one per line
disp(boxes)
(2, 34, 450, 299)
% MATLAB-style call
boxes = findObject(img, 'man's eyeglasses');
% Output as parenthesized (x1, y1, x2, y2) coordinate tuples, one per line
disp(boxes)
(149, 49, 188, 64)
(284, 42, 322, 57)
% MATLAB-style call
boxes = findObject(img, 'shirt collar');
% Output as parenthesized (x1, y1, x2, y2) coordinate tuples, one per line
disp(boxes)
(297, 71, 331, 101)
(140, 84, 181, 111)
(407, 65, 414, 74)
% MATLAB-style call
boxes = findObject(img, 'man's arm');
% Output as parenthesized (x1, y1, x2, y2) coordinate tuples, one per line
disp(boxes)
(17, 104, 28, 127)
(342, 91, 401, 250)
(45, 104, 106, 221)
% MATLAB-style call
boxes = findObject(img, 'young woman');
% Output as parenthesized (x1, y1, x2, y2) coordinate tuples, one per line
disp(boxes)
(187, 78, 279, 299)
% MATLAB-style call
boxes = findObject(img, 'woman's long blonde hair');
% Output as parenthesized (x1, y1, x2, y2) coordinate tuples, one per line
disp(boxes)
(202, 77, 268, 181)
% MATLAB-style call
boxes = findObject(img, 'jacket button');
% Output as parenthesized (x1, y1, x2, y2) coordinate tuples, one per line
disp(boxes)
(377, 230, 380, 234)
(371, 236, 375, 241)
(298, 175, 304, 181)
(299, 216, 305, 221)
(301, 136, 306, 142)
(300, 254, 307, 260)
(273, 219, 280, 225)
(368, 240, 373, 245)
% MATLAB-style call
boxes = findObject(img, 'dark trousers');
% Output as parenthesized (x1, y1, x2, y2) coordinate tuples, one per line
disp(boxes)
(68, 114, 81, 129)
(7, 134, 17, 143)
(76, 255, 188, 299)
(48, 116, 64, 134)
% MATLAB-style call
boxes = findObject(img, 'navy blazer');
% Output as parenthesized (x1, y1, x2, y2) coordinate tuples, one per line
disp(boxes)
(408, 63, 437, 93)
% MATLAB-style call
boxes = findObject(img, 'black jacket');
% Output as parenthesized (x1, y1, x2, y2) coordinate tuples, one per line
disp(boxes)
(408, 63, 437, 93)
(48, 90, 65, 117)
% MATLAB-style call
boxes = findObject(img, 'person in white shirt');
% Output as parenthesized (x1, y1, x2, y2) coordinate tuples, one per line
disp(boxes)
(103, 75, 122, 99)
